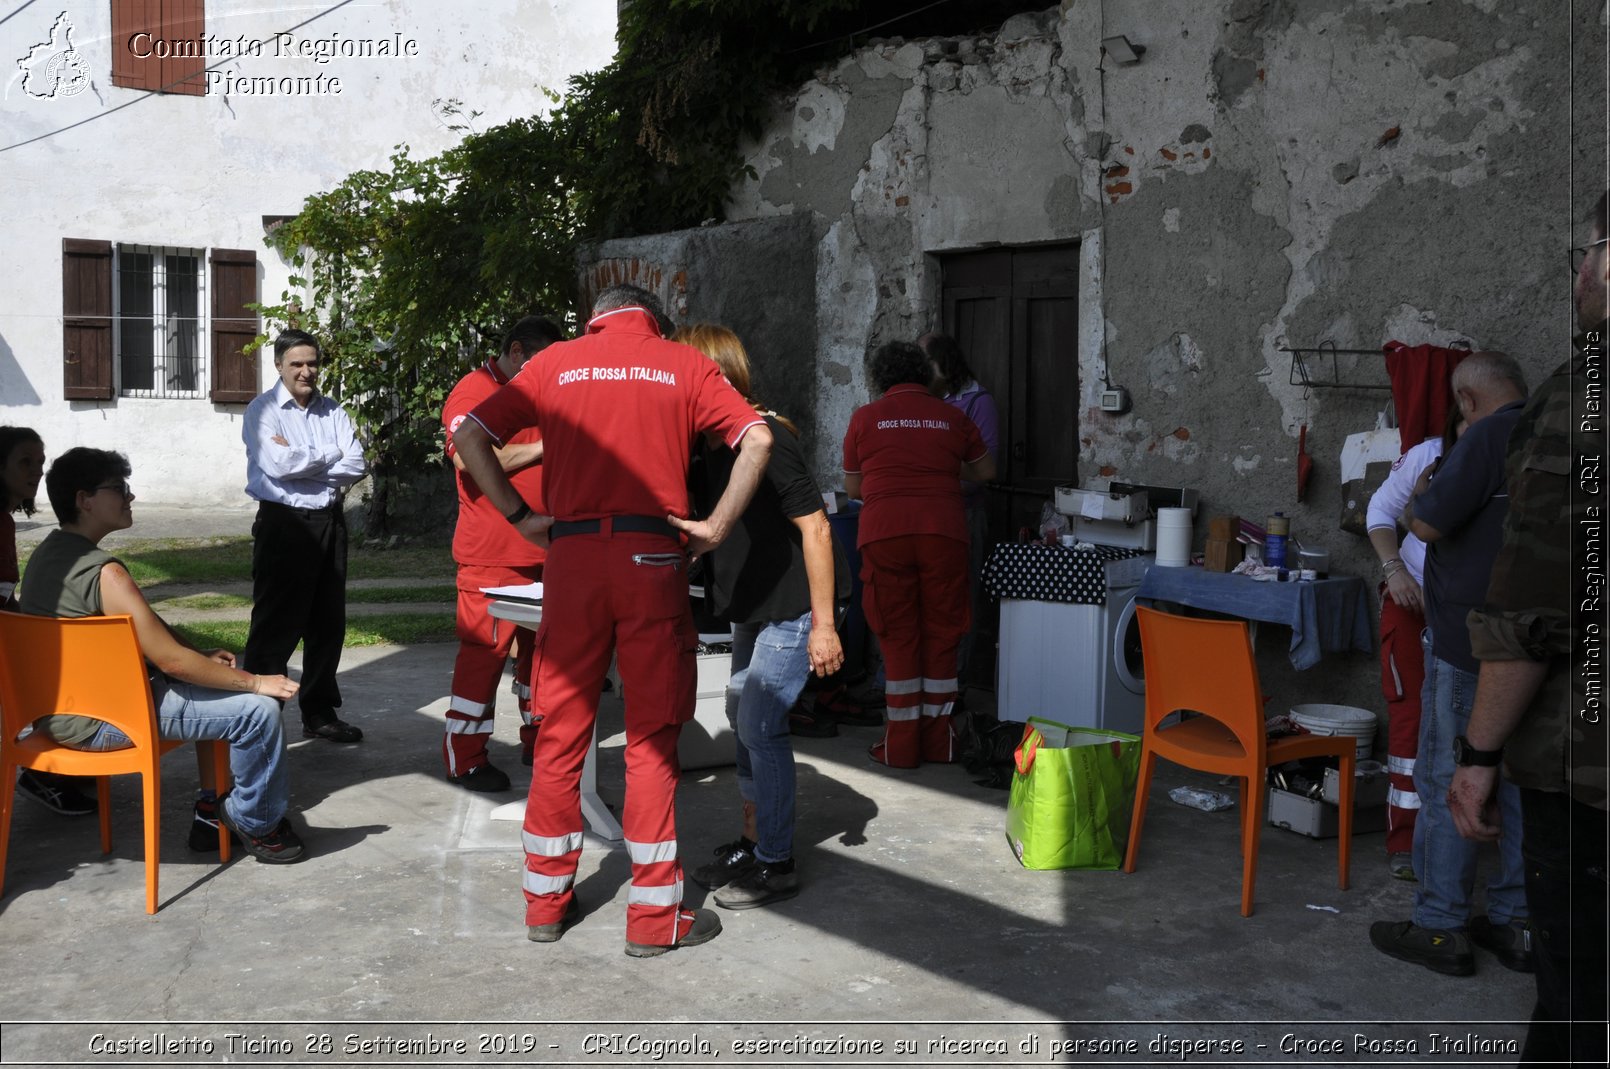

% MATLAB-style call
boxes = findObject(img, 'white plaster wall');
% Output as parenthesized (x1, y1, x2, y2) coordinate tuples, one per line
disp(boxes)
(0, 0, 616, 509)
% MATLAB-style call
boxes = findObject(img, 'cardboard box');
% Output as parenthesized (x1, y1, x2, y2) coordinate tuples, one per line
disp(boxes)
(1267, 786, 1388, 839)
(678, 652, 735, 770)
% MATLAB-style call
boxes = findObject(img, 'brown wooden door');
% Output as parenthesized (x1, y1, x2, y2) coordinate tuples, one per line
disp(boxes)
(940, 243, 1080, 688)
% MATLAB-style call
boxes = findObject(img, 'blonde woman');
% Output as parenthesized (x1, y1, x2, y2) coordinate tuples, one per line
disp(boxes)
(676, 324, 846, 909)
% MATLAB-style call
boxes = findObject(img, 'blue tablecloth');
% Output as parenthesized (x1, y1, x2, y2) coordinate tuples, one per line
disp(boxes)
(1136, 567, 1372, 671)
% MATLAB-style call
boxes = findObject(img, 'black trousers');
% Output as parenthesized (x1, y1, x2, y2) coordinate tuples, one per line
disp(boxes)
(243, 501, 348, 723)
(1519, 787, 1608, 1065)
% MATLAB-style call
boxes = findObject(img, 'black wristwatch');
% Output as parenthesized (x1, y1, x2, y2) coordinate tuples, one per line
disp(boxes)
(1453, 735, 1502, 768)
(504, 501, 532, 525)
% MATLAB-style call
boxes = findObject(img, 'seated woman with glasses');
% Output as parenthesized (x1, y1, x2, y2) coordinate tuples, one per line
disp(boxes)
(16, 447, 308, 864)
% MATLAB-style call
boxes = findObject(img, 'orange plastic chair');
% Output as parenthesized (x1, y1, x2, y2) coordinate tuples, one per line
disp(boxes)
(1122, 605, 1354, 916)
(0, 611, 230, 914)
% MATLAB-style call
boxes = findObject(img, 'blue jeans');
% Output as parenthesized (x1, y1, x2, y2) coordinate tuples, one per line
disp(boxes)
(83, 672, 289, 837)
(1411, 632, 1526, 930)
(726, 613, 812, 864)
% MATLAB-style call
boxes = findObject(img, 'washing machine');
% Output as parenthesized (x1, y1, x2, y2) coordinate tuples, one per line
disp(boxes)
(995, 554, 1150, 734)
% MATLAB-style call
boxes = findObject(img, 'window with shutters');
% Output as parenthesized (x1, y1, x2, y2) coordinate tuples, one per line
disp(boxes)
(110, 0, 207, 96)
(61, 238, 259, 403)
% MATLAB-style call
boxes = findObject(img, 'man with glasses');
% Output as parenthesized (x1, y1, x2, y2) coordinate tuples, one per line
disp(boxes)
(1448, 192, 1609, 1064)
(242, 330, 367, 745)
(18, 448, 307, 863)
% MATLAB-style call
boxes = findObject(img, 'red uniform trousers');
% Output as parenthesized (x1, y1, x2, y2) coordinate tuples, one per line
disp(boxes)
(1379, 587, 1425, 855)
(860, 534, 971, 768)
(521, 530, 698, 946)
(445, 563, 542, 776)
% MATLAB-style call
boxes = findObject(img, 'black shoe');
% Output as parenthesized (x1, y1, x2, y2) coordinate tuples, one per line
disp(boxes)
(216, 805, 306, 865)
(714, 860, 799, 910)
(187, 801, 239, 852)
(15, 770, 97, 816)
(1469, 915, 1535, 973)
(788, 701, 838, 738)
(691, 838, 756, 889)
(527, 895, 581, 943)
(624, 907, 722, 958)
(1369, 920, 1474, 976)
(449, 763, 512, 793)
(303, 717, 363, 743)
(817, 688, 883, 727)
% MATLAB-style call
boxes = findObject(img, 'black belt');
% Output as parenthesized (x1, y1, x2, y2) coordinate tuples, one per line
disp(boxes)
(259, 499, 342, 519)
(549, 515, 678, 541)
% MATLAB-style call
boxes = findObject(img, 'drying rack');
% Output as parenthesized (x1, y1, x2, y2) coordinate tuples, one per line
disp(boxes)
(1282, 344, 1393, 392)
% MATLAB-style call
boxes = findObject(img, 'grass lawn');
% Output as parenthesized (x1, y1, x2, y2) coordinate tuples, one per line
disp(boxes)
(173, 613, 458, 650)
(154, 585, 458, 611)
(21, 535, 456, 586)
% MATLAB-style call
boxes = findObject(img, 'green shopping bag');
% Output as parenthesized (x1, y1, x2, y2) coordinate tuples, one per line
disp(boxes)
(1006, 717, 1141, 870)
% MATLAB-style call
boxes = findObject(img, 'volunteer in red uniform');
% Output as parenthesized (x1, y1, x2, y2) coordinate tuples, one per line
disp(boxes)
(454, 284, 773, 957)
(843, 340, 994, 769)
(440, 315, 562, 792)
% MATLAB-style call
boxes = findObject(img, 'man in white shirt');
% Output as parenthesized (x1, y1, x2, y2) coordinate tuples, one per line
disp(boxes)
(242, 330, 368, 743)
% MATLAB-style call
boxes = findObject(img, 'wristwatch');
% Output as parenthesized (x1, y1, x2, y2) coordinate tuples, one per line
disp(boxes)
(1452, 735, 1502, 768)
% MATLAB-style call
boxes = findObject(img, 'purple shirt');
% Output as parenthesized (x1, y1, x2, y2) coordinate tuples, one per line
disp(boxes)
(945, 381, 998, 508)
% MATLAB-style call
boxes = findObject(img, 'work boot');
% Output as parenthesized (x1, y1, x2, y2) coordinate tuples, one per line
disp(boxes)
(624, 908, 722, 958)
(1369, 920, 1474, 976)
(527, 896, 581, 943)
(448, 763, 511, 793)
(1469, 915, 1534, 973)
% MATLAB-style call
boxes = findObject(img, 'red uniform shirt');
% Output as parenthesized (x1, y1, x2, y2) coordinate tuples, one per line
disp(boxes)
(465, 307, 763, 520)
(444, 360, 546, 567)
(843, 383, 988, 546)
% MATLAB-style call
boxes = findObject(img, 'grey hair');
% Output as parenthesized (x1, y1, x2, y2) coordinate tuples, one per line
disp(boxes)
(1452, 350, 1527, 401)
(591, 283, 672, 331)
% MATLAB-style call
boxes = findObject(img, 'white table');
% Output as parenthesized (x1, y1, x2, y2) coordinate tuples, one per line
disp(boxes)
(485, 596, 623, 843)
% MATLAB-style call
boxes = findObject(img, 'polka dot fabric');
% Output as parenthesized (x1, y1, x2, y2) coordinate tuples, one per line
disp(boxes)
(982, 543, 1145, 605)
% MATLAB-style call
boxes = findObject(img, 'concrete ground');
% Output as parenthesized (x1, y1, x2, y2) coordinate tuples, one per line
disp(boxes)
(1, 508, 1536, 1064)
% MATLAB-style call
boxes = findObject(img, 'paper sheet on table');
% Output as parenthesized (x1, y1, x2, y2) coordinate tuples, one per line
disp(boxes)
(481, 582, 543, 602)
(1080, 495, 1105, 519)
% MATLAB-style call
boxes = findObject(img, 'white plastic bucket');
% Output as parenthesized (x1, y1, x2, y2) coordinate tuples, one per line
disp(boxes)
(1290, 703, 1377, 760)
(1155, 507, 1192, 567)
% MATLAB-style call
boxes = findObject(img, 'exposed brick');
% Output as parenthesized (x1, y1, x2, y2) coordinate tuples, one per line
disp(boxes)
(895, 195, 910, 207)
(1099, 464, 1117, 477)
(1173, 427, 1191, 441)
(1160, 147, 1178, 161)
(1105, 181, 1133, 196)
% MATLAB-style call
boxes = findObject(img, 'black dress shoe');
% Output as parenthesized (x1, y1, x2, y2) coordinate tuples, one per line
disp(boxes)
(303, 717, 363, 743)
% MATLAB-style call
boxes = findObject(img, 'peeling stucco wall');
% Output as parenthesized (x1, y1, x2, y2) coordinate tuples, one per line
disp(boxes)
(590, 0, 1605, 709)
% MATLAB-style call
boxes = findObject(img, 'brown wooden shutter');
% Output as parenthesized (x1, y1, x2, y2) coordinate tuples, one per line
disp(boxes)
(209, 248, 259, 403)
(62, 238, 114, 400)
(110, 0, 206, 95)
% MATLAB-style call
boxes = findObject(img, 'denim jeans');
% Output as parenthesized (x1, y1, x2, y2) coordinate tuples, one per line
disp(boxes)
(726, 613, 812, 864)
(1411, 631, 1527, 929)
(83, 672, 290, 837)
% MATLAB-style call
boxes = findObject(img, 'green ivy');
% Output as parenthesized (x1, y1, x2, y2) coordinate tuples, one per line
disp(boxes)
(254, 0, 918, 531)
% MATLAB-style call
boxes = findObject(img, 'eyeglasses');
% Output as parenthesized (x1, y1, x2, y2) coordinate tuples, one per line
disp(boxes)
(1570, 237, 1609, 274)
(92, 481, 133, 498)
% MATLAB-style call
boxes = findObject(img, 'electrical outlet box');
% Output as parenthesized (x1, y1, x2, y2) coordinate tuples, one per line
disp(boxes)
(1099, 386, 1131, 414)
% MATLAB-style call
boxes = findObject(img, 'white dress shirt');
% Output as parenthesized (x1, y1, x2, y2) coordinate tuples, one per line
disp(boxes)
(243, 380, 367, 508)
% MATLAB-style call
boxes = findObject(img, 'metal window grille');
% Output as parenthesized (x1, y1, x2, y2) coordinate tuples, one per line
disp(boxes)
(115, 245, 206, 398)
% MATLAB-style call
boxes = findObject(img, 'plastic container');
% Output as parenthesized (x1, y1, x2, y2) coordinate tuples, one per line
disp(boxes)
(1155, 507, 1192, 567)
(1265, 512, 1290, 569)
(1169, 786, 1235, 812)
(1290, 703, 1377, 760)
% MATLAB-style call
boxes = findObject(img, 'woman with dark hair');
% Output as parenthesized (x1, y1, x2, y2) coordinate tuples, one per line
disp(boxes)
(843, 342, 995, 768)
(1, 426, 97, 817)
(920, 333, 999, 695)
(676, 324, 846, 909)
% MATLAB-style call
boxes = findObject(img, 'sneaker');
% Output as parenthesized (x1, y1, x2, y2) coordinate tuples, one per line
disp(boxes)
(16, 770, 97, 816)
(187, 800, 239, 852)
(216, 805, 306, 865)
(1469, 915, 1535, 973)
(1369, 920, 1474, 976)
(448, 763, 511, 793)
(527, 895, 581, 943)
(1387, 853, 1416, 881)
(625, 907, 722, 958)
(691, 838, 756, 890)
(714, 860, 799, 910)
